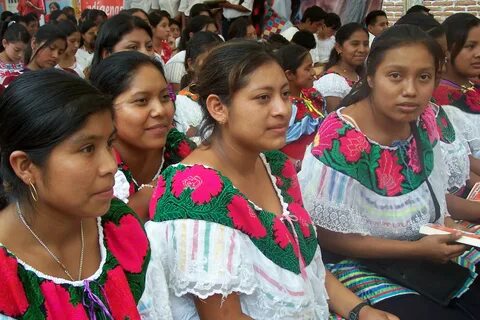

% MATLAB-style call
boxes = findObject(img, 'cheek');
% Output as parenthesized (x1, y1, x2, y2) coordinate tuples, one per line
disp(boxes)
(115, 107, 149, 140)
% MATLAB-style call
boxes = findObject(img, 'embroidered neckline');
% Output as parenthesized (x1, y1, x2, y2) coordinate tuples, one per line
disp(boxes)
(434, 80, 480, 114)
(290, 88, 325, 121)
(151, 151, 318, 274)
(324, 70, 359, 88)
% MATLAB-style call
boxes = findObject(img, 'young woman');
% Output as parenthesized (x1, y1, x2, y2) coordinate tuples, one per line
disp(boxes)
(56, 21, 84, 78)
(275, 43, 325, 166)
(90, 51, 195, 222)
(49, 10, 68, 24)
(227, 16, 257, 40)
(175, 31, 222, 144)
(0, 23, 30, 87)
(75, 20, 97, 72)
(299, 25, 480, 319)
(0, 69, 171, 319)
(45, 1, 60, 23)
(149, 10, 172, 64)
(18, 13, 38, 37)
(2, 24, 66, 86)
(147, 40, 398, 320)
(314, 23, 369, 113)
(91, 14, 154, 69)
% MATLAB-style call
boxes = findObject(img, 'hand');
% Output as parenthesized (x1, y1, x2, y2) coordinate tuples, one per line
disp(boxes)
(359, 306, 399, 320)
(444, 217, 480, 233)
(415, 233, 467, 263)
(218, 1, 233, 9)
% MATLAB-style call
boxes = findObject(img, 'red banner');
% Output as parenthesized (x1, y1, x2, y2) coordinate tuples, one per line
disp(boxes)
(80, 0, 123, 16)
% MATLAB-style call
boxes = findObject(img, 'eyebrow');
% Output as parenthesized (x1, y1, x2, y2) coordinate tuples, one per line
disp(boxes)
(72, 128, 116, 143)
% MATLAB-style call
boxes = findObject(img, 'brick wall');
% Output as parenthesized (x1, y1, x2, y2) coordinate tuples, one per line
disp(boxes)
(382, 0, 480, 24)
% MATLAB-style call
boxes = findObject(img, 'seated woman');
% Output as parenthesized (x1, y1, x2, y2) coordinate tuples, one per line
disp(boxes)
(275, 43, 325, 166)
(56, 21, 84, 78)
(313, 23, 369, 113)
(90, 51, 195, 221)
(175, 31, 222, 144)
(147, 41, 397, 320)
(0, 23, 30, 87)
(300, 25, 480, 319)
(0, 70, 170, 319)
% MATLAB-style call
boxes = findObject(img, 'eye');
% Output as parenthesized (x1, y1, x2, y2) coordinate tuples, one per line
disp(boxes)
(134, 98, 148, 105)
(80, 144, 95, 153)
(388, 72, 401, 80)
(107, 136, 116, 148)
(160, 94, 171, 103)
(256, 94, 270, 103)
(127, 45, 138, 50)
(281, 90, 290, 99)
(419, 73, 432, 81)
(146, 44, 154, 51)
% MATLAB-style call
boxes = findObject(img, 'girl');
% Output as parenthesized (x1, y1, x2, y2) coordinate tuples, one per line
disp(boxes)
(147, 40, 397, 320)
(75, 20, 97, 72)
(314, 23, 369, 113)
(90, 51, 195, 221)
(275, 43, 325, 166)
(175, 31, 222, 144)
(149, 10, 172, 64)
(0, 23, 30, 87)
(56, 21, 84, 78)
(91, 14, 154, 69)
(45, 2, 60, 23)
(299, 25, 480, 319)
(0, 69, 171, 319)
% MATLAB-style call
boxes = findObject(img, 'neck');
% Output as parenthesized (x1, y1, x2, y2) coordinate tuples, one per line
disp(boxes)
(367, 98, 411, 144)
(59, 52, 75, 67)
(317, 32, 329, 40)
(114, 141, 164, 184)
(289, 84, 302, 98)
(27, 60, 40, 71)
(443, 65, 470, 87)
(83, 43, 93, 53)
(0, 51, 14, 64)
(336, 59, 356, 74)
(153, 37, 163, 53)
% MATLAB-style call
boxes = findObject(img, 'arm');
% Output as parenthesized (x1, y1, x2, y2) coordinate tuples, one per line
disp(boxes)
(446, 193, 480, 222)
(220, 2, 251, 13)
(325, 96, 342, 113)
(469, 156, 480, 179)
(194, 294, 253, 320)
(125, 188, 154, 223)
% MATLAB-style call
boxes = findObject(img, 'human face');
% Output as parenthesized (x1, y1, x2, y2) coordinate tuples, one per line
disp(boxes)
(112, 28, 154, 57)
(56, 13, 68, 23)
(82, 26, 98, 48)
(369, 44, 436, 124)
(3, 41, 27, 64)
(26, 21, 39, 37)
(203, 23, 218, 34)
(170, 23, 180, 39)
(33, 111, 117, 218)
(291, 53, 314, 89)
(33, 39, 66, 69)
(132, 11, 150, 26)
(154, 17, 170, 41)
(368, 15, 389, 37)
(113, 65, 174, 150)
(246, 25, 257, 40)
(450, 25, 480, 78)
(338, 30, 369, 67)
(66, 32, 81, 55)
(221, 62, 291, 152)
(305, 20, 323, 33)
(49, 4, 58, 12)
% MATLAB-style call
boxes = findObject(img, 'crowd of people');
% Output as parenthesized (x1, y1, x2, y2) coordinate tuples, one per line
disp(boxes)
(0, 1, 480, 319)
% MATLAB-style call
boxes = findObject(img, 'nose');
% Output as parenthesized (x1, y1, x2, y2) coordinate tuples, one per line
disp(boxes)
(139, 46, 152, 57)
(150, 97, 171, 118)
(51, 50, 59, 59)
(402, 78, 417, 97)
(272, 93, 291, 119)
(100, 145, 118, 176)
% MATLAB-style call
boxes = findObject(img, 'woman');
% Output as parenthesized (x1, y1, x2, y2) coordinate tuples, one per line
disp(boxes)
(56, 21, 84, 78)
(299, 25, 480, 319)
(147, 40, 398, 320)
(0, 69, 171, 319)
(0, 23, 30, 87)
(76, 20, 97, 72)
(175, 31, 222, 144)
(90, 51, 195, 221)
(18, 13, 38, 37)
(314, 23, 369, 113)
(45, 1, 60, 23)
(91, 14, 154, 69)
(149, 10, 172, 63)
(227, 16, 257, 40)
(275, 43, 325, 166)
(2, 24, 66, 86)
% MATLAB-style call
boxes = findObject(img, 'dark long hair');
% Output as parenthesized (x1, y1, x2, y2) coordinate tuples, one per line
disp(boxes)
(178, 15, 215, 52)
(0, 22, 30, 52)
(0, 69, 112, 209)
(25, 24, 66, 63)
(274, 43, 309, 73)
(442, 13, 480, 67)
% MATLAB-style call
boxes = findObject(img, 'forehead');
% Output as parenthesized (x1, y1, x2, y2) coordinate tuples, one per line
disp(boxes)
(120, 28, 151, 42)
(466, 25, 480, 41)
(122, 65, 167, 93)
(377, 43, 435, 69)
(241, 61, 288, 89)
(375, 15, 388, 24)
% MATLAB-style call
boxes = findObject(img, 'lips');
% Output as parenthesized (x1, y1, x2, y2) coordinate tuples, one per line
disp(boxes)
(94, 184, 114, 198)
(396, 102, 420, 112)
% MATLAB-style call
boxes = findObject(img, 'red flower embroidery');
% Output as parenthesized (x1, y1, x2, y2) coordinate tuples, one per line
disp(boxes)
(465, 89, 480, 112)
(0, 249, 29, 317)
(407, 139, 422, 173)
(421, 107, 439, 143)
(176, 140, 192, 159)
(291, 96, 307, 121)
(273, 218, 300, 257)
(227, 195, 267, 239)
(104, 214, 149, 273)
(451, 90, 462, 101)
(40, 281, 88, 319)
(171, 165, 223, 204)
(149, 176, 166, 220)
(375, 150, 404, 196)
(339, 129, 371, 162)
(288, 202, 312, 238)
(104, 266, 140, 320)
(311, 115, 343, 157)
(281, 161, 303, 205)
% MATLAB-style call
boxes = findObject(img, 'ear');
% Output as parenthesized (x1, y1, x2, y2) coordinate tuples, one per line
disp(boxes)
(367, 75, 374, 89)
(9, 151, 37, 186)
(2, 39, 8, 48)
(206, 94, 228, 125)
(186, 57, 194, 72)
(334, 42, 342, 55)
(30, 37, 37, 51)
(285, 69, 296, 82)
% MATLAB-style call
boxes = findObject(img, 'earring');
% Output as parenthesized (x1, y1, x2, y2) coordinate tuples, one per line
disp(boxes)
(218, 119, 226, 125)
(28, 180, 38, 202)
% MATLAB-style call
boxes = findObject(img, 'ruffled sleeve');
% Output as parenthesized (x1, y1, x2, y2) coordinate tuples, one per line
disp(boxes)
(443, 105, 480, 157)
(145, 220, 257, 299)
(313, 73, 351, 98)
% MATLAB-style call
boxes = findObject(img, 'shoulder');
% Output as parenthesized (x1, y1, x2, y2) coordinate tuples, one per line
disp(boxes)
(163, 128, 196, 167)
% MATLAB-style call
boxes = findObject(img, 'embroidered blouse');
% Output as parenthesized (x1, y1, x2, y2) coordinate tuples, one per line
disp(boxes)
(174, 89, 203, 144)
(313, 72, 358, 101)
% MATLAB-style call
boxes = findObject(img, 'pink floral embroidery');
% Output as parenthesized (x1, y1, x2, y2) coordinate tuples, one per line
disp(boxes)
(407, 139, 422, 173)
(104, 215, 149, 273)
(176, 140, 193, 159)
(421, 107, 439, 143)
(40, 281, 88, 320)
(273, 218, 300, 257)
(227, 195, 267, 239)
(311, 114, 343, 157)
(466, 90, 480, 112)
(288, 203, 312, 238)
(281, 161, 303, 205)
(339, 129, 371, 162)
(104, 266, 140, 320)
(0, 249, 29, 317)
(149, 176, 166, 220)
(375, 150, 405, 196)
(172, 165, 223, 204)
